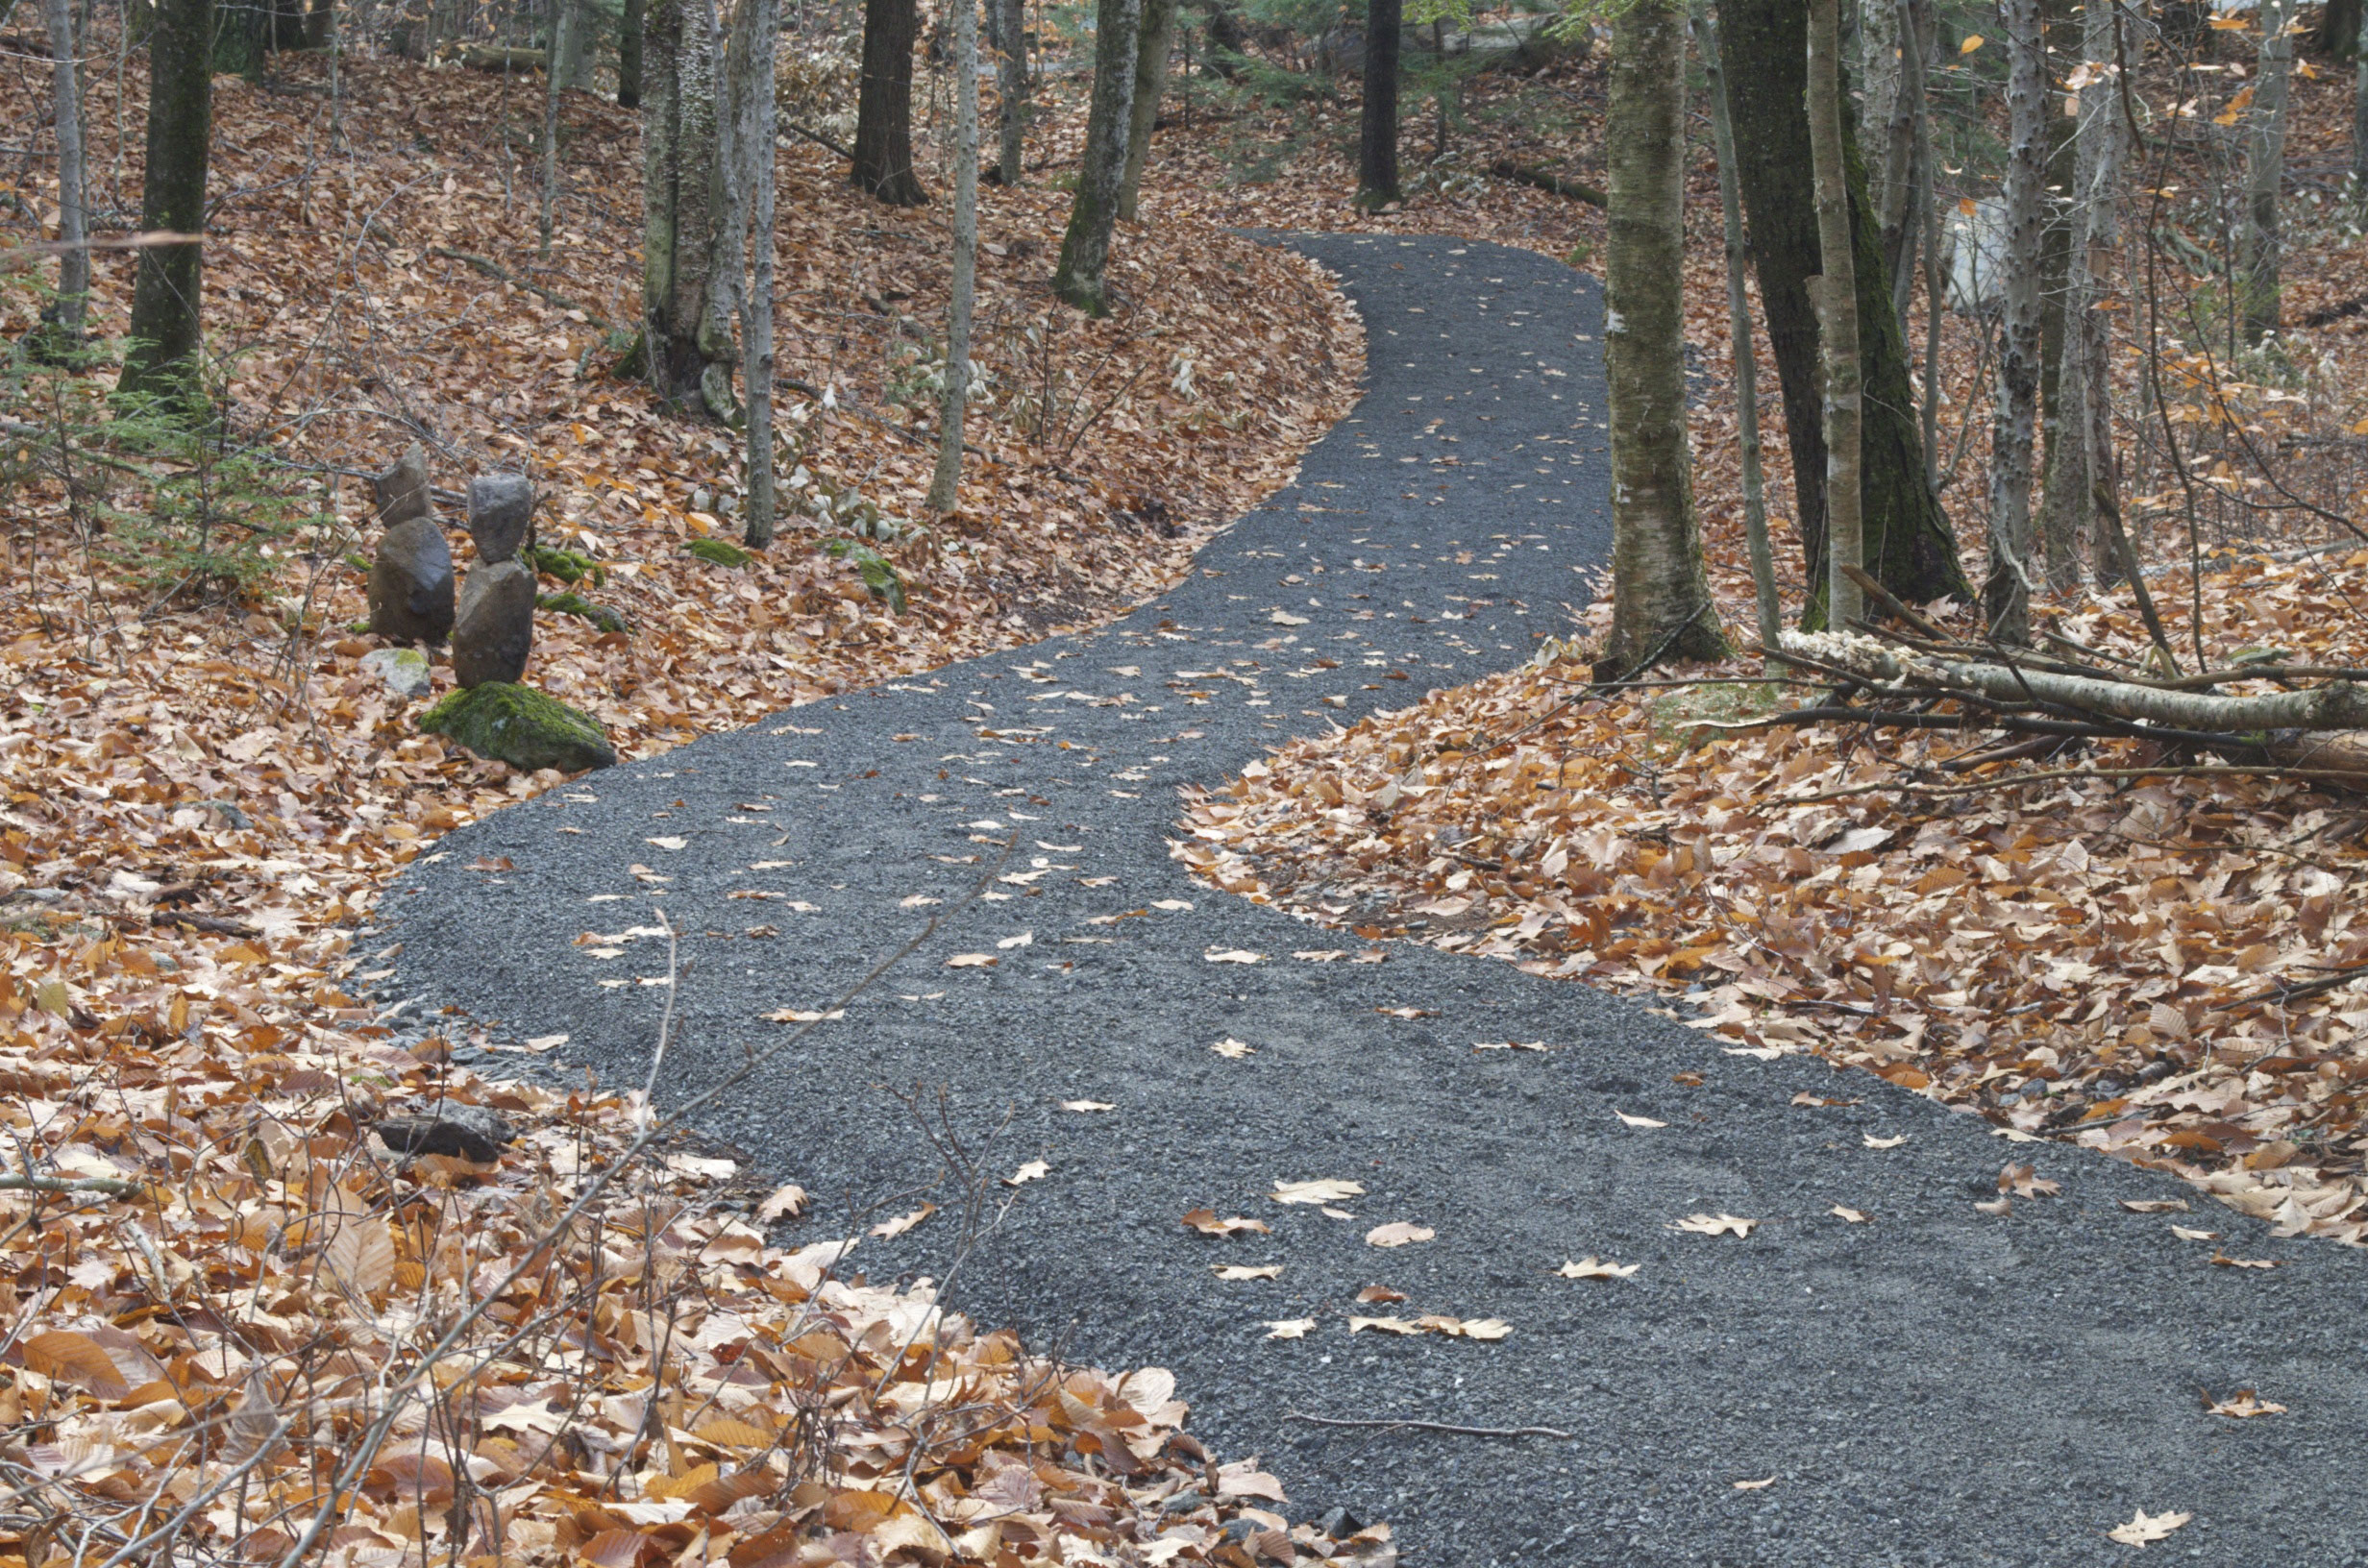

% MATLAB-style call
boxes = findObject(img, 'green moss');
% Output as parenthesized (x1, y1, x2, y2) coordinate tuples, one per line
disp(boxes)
(684, 537, 753, 568)
(527, 545, 606, 586)
(420, 682, 616, 773)
(537, 592, 630, 634)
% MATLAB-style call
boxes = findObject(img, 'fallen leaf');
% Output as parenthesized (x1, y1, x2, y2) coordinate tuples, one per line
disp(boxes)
(1674, 1213, 1758, 1237)
(1975, 1197, 2014, 1216)
(870, 1203, 937, 1238)
(2120, 1199, 2190, 1213)
(1183, 1209, 1271, 1237)
(1265, 1318, 1317, 1339)
(1356, 1285, 1408, 1303)
(1830, 1205, 1871, 1224)
(1474, 1039, 1549, 1052)
(1151, 899, 1195, 911)
(1320, 1206, 1358, 1220)
(1273, 1178, 1366, 1205)
(1204, 948, 1266, 964)
(754, 1184, 808, 1223)
(1616, 1111, 1667, 1129)
(645, 836, 687, 850)
(1004, 1160, 1049, 1187)
(2170, 1225, 2218, 1241)
(2208, 1252, 2281, 1269)
(1377, 1006, 1438, 1019)
(1790, 1092, 1859, 1107)
(996, 931, 1034, 949)
(1364, 1221, 1435, 1248)
(1557, 1257, 1639, 1280)
(945, 953, 997, 968)
(1862, 1133, 1909, 1149)
(1213, 1263, 1283, 1281)
(1346, 1316, 1425, 1335)
(1060, 1099, 1117, 1113)
(2106, 1508, 2190, 1547)
(1732, 1477, 1778, 1492)
(1455, 1318, 1513, 1341)
(1212, 1037, 1256, 1059)
(523, 1032, 569, 1050)
(2202, 1389, 2285, 1418)
(1999, 1163, 2062, 1197)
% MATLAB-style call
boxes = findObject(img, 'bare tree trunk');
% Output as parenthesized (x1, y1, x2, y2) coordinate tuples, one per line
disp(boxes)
(1602, 0, 1727, 675)
(538, 0, 568, 255)
(1879, 0, 1927, 335)
(1118, 0, 1174, 219)
(1355, 0, 1401, 209)
(853, 0, 927, 204)
(1985, 0, 2044, 643)
(1862, 0, 1903, 218)
(1696, 0, 1778, 650)
(120, 0, 210, 407)
(1050, 0, 1136, 314)
(742, 0, 780, 545)
(550, 0, 593, 87)
(2041, 0, 2126, 588)
(928, 0, 978, 513)
(619, 0, 645, 107)
(2241, 0, 2298, 344)
(2035, 0, 2081, 588)
(641, 0, 725, 411)
(995, 0, 1025, 183)
(38, 0, 87, 344)
(1807, 0, 1862, 630)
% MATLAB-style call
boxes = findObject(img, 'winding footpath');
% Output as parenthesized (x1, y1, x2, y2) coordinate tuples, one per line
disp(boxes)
(382, 237, 2368, 1566)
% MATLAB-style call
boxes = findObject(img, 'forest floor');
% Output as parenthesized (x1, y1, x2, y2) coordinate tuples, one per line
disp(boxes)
(1172, 38, 2368, 1248)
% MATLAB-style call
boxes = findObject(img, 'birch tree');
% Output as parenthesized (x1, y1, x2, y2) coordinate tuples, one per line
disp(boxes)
(37, 0, 86, 347)
(1806, 0, 1862, 630)
(1119, 0, 1177, 219)
(927, 0, 980, 514)
(2241, 0, 2300, 344)
(1602, 0, 1725, 674)
(739, 0, 782, 544)
(120, 0, 212, 407)
(1985, 0, 2045, 644)
(1051, 0, 1138, 314)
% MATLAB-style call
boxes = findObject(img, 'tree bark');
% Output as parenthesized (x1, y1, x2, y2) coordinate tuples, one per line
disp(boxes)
(1807, 0, 1862, 629)
(539, 0, 569, 256)
(1985, 0, 2044, 643)
(1716, 0, 1968, 627)
(2241, 0, 2299, 345)
(1051, 0, 1137, 314)
(1696, 0, 1778, 652)
(741, 0, 780, 545)
(1118, 0, 1175, 219)
(853, 0, 927, 205)
(2040, 0, 2126, 588)
(1601, 0, 1726, 675)
(550, 0, 594, 88)
(619, 0, 644, 107)
(120, 0, 211, 407)
(2315, 0, 2358, 58)
(1355, 0, 1401, 209)
(928, 0, 979, 513)
(38, 0, 86, 344)
(996, 0, 1025, 183)
(640, 0, 725, 410)
(2035, 0, 2080, 588)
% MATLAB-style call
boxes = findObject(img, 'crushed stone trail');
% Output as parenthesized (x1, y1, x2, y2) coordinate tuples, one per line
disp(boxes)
(383, 236, 2368, 1566)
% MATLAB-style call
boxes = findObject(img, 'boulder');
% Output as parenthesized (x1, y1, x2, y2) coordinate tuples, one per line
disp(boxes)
(420, 682, 616, 772)
(373, 1105, 515, 1162)
(467, 473, 535, 562)
(359, 646, 433, 698)
(453, 559, 537, 688)
(371, 443, 432, 526)
(368, 517, 456, 644)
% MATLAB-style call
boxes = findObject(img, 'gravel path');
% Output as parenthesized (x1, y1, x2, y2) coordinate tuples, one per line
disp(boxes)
(382, 236, 2368, 1566)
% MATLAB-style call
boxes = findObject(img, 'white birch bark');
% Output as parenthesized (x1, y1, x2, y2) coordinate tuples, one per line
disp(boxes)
(742, 0, 781, 545)
(1984, 0, 2044, 644)
(1807, 0, 1862, 630)
(927, 0, 979, 514)
(39, 0, 86, 339)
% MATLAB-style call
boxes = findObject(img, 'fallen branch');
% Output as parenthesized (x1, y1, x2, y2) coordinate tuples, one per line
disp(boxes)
(429, 246, 619, 331)
(1283, 1410, 1574, 1440)
(0, 1172, 143, 1197)
(1777, 763, 2368, 805)
(1487, 159, 1606, 208)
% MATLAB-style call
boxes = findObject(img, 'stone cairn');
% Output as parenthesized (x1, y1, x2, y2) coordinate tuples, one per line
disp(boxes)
(366, 444, 455, 645)
(365, 446, 539, 690)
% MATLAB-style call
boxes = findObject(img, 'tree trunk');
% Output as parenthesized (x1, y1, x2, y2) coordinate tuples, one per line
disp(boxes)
(1984, 0, 2044, 643)
(2041, 0, 2126, 589)
(928, 0, 979, 513)
(1355, 0, 1401, 209)
(1876, 0, 1925, 333)
(2315, 0, 2358, 58)
(539, 0, 569, 255)
(853, 0, 927, 204)
(619, 0, 644, 107)
(741, 0, 780, 545)
(1717, 0, 1969, 627)
(995, 0, 1025, 183)
(1807, 0, 1862, 629)
(640, 0, 725, 411)
(1696, 0, 1779, 652)
(1118, 0, 1175, 219)
(120, 0, 210, 407)
(2034, 0, 2080, 588)
(1050, 0, 1137, 314)
(1862, 0, 1903, 217)
(38, 0, 86, 344)
(2241, 0, 2298, 345)
(1601, 0, 1726, 675)
(550, 0, 594, 88)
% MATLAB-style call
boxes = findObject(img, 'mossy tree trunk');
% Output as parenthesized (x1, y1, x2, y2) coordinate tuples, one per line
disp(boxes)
(1717, 0, 1970, 627)
(120, 0, 211, 407)
(1051, 0, 1137, 314)
(852, 0, 927, 204)
(619, 0, 644, 107)
(1601, 0, 1726, 674)
(1807, 0, 1862, 628)
(1118, 0, 1175, 219)
(1355, 0, 1401, 210)
(640, 0, 725, 411)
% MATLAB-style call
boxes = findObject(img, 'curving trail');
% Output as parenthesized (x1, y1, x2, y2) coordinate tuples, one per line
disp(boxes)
(382, 237, 2368, 1566)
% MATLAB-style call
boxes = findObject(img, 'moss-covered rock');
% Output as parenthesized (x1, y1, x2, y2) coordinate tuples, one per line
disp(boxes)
(537, 592, 630, 634)
(420, 682, 616, 773)
(683, 537, 753, 568)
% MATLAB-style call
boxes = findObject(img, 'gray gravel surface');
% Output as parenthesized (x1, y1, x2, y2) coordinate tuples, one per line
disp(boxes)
(382, 235, 2368, 1565)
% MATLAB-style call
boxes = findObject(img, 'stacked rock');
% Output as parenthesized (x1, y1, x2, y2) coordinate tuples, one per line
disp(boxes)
(366, 444, 456, 645)
(453, 474, 537, 688)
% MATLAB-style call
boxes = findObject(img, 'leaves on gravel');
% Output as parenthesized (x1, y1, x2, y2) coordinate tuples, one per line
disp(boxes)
(1364, 1221, 1436, 1248)
(1184, 1209, 1273, 1237)
(2107, 1508, 2192, 1547)
(1557, 1257, 1640, 1280)
(1273, 1178, 1366, 1205)
(2203, 1388, 2286, 1417)
(1213, 1263, 1284, 1281)
(1673, 1213, 1759, 1237)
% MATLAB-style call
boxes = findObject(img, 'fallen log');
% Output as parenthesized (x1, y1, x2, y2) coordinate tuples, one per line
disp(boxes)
(459, 45, 547, 71)
(1488, 159, 1606, 208)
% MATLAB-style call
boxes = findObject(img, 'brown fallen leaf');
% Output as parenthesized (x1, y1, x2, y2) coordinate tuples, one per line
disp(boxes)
(1557, 1257, 1640, 1280)
(1732, 1477, 1778, 1492)
(1862, 1133, 1909, 1150)
(1616, 1111, 1668, 1129)
(1474, 1039, 1551, 1052)
(1265, 1318, 1318, 1339)
(1355, 1285, 1408, 1303)
(1204, 948, 1267, 964)
(1212, 1264, 1283, 1281)
(1674, 1213, 1758, 1237)
(870, 1203, 937, 1238)
(1346, 1316, 1426, 1335)
(2202, 1388, 2285, 1418)
(1272, 1178, 1365, 1205)
(1213, 1037, 1256, 1059)
(2120, 1198, 2190, 1213)
(1789, 1091, 1859, 1108)
(1999, 1163, 2061, 1198)
(754, 1183, 808, 1223)
(2208, 1252, 2281, 1269)
(1830, 1205, 1872, 1224)
(2170, 1225, 2219, 1242)
(1183, 1209, 1272, 1237)
(1974, 1197, 2013, 1216)
(1364, 1220, 1436, 1247)
(945, 953, 997, 968)
(1377, 1006, 1439, 1019)
(1003, 1160, 1049, 1187)
(2105, 1508, 2191, 1547)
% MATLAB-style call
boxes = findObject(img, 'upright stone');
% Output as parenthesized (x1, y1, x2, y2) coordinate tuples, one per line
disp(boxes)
(372, 443, 432, 526)
(468, 473, 535, 562)
(452, 559, 537, 687)
(369, 518, 456, 644)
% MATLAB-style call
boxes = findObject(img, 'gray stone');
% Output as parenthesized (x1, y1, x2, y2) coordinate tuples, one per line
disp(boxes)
(371, 443, 432, 526)
(368, 516, 456, 645)
(467, 473, 535, 562)
(452, 559, 536, 688)
(419, 682, 616, 772)
(373, 1104, 514, 1162)
(359, 646, 433, 698)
